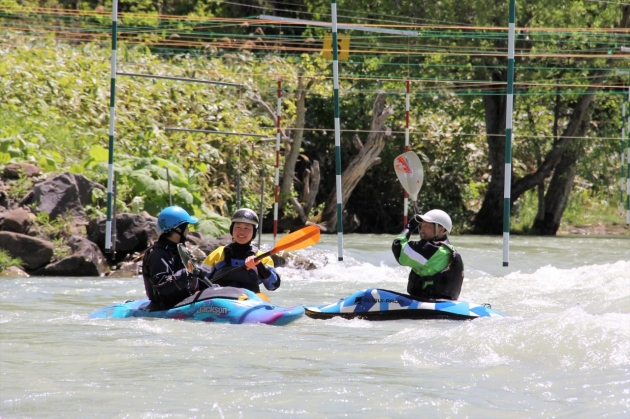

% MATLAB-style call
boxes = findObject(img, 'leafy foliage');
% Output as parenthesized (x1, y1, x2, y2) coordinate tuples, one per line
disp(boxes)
(0, 250, 23, 271)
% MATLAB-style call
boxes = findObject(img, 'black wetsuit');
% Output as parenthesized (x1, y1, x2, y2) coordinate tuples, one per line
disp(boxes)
(142, 235, 201, 310)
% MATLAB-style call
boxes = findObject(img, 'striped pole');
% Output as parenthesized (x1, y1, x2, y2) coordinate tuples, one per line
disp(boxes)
(331, 0, 343, 261)
(105, 0, 118, 253)
(403, 78, 410, 226)
(503, 0, 516, 267)
(273, 78, 282, 244)
(621, 100, 626, 215)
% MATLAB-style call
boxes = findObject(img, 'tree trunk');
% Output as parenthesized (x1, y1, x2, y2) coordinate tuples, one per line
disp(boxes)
(320, 91, 393, 231)
(532, 137, 585, 234)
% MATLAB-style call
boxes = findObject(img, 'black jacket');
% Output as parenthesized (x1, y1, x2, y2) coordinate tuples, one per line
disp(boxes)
(142, 236, 199, 309)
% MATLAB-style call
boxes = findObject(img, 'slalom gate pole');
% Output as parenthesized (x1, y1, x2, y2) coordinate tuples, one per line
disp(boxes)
(503, 0, 516, 267)
(404, 78, 410, 227)
(273, 78, 282, 244)
(105, 0, 118, 253)
(331, 0, 343, 261)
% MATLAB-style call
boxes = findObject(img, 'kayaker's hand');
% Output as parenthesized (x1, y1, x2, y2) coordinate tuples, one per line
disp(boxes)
(245, 256, 259, 270)
(406, 213, 422, 233)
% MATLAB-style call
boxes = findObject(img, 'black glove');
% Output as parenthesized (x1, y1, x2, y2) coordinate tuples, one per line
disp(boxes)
(193, 264, 212, 279)
(406, 214, 422, 232)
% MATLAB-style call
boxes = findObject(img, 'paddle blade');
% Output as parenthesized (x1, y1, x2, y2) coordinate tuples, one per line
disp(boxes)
(394, 151, 424, 200)
(271, 225, 321, 254)
(177, 243, 194, 273)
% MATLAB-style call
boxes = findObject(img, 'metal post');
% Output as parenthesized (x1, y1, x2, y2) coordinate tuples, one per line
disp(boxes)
(236, 171, 241, 208)
(258, 167, 265, 249)
(503, 0, 516, 267)
(331, 0, 343, 261)
(273, 79, 282, 244)
(105, 0, 118, 253)
(166, 167, 172, 206)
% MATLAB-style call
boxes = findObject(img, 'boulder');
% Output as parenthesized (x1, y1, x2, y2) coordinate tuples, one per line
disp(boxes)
(1, 207, 34, 234)
(0, 231, 53, 270)
(67, 235, 109, 275)
(87, 213, 160, 263)
(0, 266, 30, 277)
(31, 255, 102, 277)
(197, 233, 232, 255)
(3, 162, 42, 179)
(108, 261, 142, 278)
(21, 172, 104, 220)
(0, 190, 8, 208)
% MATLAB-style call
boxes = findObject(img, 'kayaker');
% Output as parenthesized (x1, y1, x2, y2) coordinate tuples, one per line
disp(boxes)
(391, 209, 464, 301)
(201, 208, 281, 293)
(142, 206, 204, 310)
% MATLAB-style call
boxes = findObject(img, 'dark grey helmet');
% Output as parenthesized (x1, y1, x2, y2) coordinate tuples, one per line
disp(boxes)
(230, 208, 259, 240)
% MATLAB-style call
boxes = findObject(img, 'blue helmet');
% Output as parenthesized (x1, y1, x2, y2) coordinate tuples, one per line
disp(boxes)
(157, 206, 198, 233)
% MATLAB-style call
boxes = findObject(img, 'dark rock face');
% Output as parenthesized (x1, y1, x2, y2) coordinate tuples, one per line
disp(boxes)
(197, 233, 232, 255)
(31, 255, 102, 277)
(1, 208, 34, 234)
(87, 213, 160, 262)
(21, 172, 104, 220)
(0, 231, 53, 270)
(67, 235, 108, 275)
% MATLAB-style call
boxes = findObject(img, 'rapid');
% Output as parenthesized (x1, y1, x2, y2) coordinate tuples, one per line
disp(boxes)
(1, 234, 629, 418)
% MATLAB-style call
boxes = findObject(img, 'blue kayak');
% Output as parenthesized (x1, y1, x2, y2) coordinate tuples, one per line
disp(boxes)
(89, 287, 305, 326)
(304, 288, 504, 321)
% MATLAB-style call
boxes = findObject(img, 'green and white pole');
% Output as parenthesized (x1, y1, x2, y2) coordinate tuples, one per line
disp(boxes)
(105, 0, 118, 253)
(331, 0, 343, 261)
(503, 0, 516, 267)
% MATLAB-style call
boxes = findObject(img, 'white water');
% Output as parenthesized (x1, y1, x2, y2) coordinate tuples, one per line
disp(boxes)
(1, 234, 629, 418)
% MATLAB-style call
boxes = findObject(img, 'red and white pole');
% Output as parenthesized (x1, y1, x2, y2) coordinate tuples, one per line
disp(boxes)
(273, 78, 282, 244)
(403, 78, 411, 226)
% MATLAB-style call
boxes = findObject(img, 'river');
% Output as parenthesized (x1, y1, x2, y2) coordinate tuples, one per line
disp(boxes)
(1, 234, 629, 418)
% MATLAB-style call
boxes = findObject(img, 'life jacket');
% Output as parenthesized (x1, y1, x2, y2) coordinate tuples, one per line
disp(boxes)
(212, 244, 262, 293)
(142, 241, 198, 309)
(407, 244, 464, 301)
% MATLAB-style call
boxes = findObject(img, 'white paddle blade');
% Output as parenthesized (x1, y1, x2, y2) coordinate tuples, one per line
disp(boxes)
(394, 151, 424, 201)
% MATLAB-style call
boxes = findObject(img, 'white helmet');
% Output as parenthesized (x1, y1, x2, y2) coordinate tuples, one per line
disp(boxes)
(419, 209, 452, 234)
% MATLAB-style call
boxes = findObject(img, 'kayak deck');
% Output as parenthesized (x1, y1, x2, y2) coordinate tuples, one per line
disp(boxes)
(90, 287, 304, 326)
(304, 288, 503, 321)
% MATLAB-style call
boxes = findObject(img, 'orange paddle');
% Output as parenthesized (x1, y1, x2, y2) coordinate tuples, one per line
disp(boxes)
(209, 225, 321, 284)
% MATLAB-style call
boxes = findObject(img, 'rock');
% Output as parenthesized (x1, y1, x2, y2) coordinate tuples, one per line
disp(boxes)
(186, 231, 206, 246)
(3, 163, 42, 179)
(1, 207, 34, 234)
(271, 249, 326, 271)
(21, 172, 104, 220)
(67, 235, 109, 276)
(0, 266, 30, 277)
(108, 261, 142, 278)
(31, 255, 103, 277)
(87, 213, 160, 263)
(197, 233, 232, 255)
(0, 190, 8, 208)
(0, 231, 53, 270)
